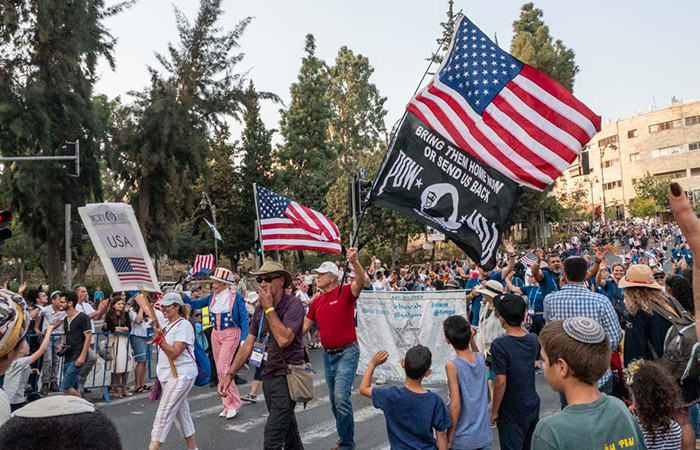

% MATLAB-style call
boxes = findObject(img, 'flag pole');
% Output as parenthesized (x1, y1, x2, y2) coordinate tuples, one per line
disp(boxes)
(253, 183, 266, 265)
(336, 34, 452, 296)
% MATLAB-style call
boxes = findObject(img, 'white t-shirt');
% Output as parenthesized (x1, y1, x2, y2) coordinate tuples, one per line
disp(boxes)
(210, 290, 231, 314)
(295, 290, 310, 303)
(156, 317, 198, 381)
(0, 389, 10, 426)
(4, 356, 31, 404)
(129, 309, 149, 337)
(75, 301, 96, 333)
(39, 306, 66, 334)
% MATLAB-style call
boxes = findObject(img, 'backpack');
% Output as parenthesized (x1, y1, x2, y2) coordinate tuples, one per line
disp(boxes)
(187, 339, 212, 387)
(648, 296, 700, 381)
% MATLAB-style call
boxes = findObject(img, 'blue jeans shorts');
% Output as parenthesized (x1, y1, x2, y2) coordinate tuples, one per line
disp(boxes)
(60, 361, 81, 392)
(130, 335, 148, 363)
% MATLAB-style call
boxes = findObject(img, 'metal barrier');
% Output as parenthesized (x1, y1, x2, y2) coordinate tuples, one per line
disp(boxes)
(24, 331, 158, 403)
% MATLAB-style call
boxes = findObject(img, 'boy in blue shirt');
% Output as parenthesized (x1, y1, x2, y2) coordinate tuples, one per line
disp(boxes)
(360, 345, 451, 450)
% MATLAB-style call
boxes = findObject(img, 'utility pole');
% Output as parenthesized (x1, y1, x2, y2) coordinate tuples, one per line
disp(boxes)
(65, 204, 72, 288)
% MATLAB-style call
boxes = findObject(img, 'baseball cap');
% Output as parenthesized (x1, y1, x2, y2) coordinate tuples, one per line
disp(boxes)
(160, 292, 184, 307)
(311, 262, 340, 278)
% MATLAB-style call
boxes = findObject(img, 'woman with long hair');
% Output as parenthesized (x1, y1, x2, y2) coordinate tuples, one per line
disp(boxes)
(666, 274, 695, 316)
(149, 293, 198, 450)
(104, 293, 132, 397)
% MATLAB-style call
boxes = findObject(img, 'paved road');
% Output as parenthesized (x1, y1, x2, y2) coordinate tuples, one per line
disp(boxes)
(97, 348, 560, 449)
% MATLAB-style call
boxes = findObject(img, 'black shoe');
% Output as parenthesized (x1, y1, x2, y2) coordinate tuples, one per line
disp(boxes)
(49, 383, 60, 393)
(40, 384, 49, 397)
(82, 388, 92, 394)
(234, 375, 248, 385)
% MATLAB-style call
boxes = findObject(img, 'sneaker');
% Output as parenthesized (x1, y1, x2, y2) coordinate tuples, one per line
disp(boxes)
(226, 409, 238, 419)
(241, 394, 257, 403)
(219, 410, 227, 418)
(375, 378, 386, 385)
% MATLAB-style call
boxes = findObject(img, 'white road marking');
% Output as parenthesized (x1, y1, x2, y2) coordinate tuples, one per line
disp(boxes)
(226, 414, 269, 432)
(191, 405, 226, 418)
(301, 406, 383, 444)
(129, 411, 144, 415)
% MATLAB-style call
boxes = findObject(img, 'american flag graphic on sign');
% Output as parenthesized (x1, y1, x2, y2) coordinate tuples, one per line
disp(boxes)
(111, 257, 152, 283)
(189, 254, 215, 279)
(255, 184, 342, 254)
(408, 14, 601, 191)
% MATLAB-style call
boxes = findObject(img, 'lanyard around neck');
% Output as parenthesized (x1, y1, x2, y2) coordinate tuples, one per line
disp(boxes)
(257, 311, 269, 343)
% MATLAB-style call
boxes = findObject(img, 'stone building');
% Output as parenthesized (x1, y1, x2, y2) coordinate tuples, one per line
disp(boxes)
(554, 100, 700, 220)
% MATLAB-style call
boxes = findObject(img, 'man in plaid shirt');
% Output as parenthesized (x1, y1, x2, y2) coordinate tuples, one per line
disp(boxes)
(543, 256, 622, 407)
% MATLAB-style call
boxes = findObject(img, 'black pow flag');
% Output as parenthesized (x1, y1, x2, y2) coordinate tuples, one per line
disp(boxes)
(372, 112, 521, 270)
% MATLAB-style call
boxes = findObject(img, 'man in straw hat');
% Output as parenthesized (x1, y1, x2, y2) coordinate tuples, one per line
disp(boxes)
(182, 267, 248, 420)
(219, 261, 306, 449)
(0, 289, 30, 425)
(302, 248, 367, 450)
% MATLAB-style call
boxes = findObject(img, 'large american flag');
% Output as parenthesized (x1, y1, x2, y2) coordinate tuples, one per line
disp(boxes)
(408, 15, 601, 191)
(189, 254, 214, 279)
(111, 257, 152, 283)
(255, 184, 342, 254)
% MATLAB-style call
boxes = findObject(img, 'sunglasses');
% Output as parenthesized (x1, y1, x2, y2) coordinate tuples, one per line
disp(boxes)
(653, 274, 665, 280)
(256, 275, 281, 284)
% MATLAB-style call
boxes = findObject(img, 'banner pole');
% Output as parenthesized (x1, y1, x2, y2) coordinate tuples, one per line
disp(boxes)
(253, 183, 266, 265)
(336, 34, 450, 296)
(138, 291, 178, 379)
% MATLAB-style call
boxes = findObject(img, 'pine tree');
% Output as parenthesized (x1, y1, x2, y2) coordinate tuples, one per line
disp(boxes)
(428, 0, 457, 65)
(0, 0, 132, 284)
(508, 3, 579, 245)
(277, 34, 336, 211)
(328, 46, 387, 169)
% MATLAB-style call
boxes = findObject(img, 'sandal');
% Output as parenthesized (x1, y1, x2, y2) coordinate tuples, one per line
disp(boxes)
(241, 394, 257, 403)
(143, 385, 152, 391)
(135, 386, 146, 393)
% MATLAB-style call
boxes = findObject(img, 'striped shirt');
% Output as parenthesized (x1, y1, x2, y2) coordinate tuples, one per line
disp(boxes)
(543, 284, 623, 388)
(640, 419, 682, 450)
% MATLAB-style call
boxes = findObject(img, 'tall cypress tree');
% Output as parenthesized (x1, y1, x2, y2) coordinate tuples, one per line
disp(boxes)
(509, 3, 578, 245)
(277, 34, 336, 212)
(0, 0, 131, 284)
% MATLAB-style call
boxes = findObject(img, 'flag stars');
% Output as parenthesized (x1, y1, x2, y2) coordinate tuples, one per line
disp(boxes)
(510, 63, 516, 68)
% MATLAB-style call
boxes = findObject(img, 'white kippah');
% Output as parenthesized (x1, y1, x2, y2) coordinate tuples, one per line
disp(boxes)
(13, 395, 95, 418)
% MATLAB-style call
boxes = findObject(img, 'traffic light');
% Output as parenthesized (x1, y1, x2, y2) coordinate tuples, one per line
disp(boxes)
(71, 220, 88, 247)
(255, 239, 263, 255)
(62, 141, 80, 177)
(0, 211, 11, 245)
(358, 179, 371, 211)
(348, 174, 373, 216)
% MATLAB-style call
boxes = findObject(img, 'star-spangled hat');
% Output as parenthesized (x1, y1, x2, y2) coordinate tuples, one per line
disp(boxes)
(562, 317, 606, 344)
(210, 267, 235, 285)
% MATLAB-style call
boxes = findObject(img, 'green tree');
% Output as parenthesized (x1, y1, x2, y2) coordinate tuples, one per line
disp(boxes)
(629, 196, 657, 219)
(0, 0, 132, 284)
(428, 0, 457, 66)
(511, 3, 579, 91)
(634, 172, 671, 211)
(277, 34, 337, 212)
(508, 3, 579, 245)
(108, 0, 254, 255)
(328, 47, 387, 169)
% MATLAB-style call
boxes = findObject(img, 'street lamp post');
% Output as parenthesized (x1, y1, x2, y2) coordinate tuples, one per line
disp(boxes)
(599, 145, 611, 223)
(200, 192, 218, 263)
(587, 175, 599, 224)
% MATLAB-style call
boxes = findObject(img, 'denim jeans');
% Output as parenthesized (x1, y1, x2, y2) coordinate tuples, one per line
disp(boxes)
(497, 419, 537, 450)
(262, 376, 303, 450)
(323, 343, 360, 449)
(40, 334, 63, 385)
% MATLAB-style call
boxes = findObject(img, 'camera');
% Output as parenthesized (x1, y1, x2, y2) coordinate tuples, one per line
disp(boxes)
(57, 345, 72, 357)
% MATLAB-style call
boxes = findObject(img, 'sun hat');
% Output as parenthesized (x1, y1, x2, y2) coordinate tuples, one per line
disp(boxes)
(160, 292, 184, 307)
(618, 264, 663, 290)
(444, 278, 461, 289)
(476, 279, 505, 298)
(311, 261, 340, 278)
(0, 290, 29, 358)
(250, 261, 294, 288)
(210, 267, 235, 285)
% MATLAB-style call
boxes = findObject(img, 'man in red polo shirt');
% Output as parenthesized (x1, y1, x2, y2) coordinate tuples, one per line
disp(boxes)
(304, 247, 367, 450)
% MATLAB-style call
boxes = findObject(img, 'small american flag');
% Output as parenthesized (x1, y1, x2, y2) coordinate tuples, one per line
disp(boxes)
(408, 14, 601, 191)
(255, 184, 342, 254)
(189, 254, 215, 279)
(519, 252, 548, 269)
(111, 257, 152, 283)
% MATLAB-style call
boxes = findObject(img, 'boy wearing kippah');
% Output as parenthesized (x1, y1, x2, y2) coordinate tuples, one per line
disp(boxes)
(360, 345, 451, 449)
(531, 318, 646, 449)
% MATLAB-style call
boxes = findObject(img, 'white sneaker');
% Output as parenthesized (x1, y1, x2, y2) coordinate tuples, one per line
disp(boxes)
(219, 410, 227, 418)
(375, 378, 387, 385)
(226, 409, 238, 420)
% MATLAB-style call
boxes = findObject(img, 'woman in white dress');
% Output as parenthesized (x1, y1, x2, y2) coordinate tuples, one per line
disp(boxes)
(104, 294, 132, 397)
(149, 292, 199, 450)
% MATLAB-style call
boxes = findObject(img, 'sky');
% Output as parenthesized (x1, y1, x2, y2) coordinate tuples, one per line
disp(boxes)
(95, 0, 700, 144)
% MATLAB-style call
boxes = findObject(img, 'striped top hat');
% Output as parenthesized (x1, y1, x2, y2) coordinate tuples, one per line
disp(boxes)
(210, 267, 235, 285)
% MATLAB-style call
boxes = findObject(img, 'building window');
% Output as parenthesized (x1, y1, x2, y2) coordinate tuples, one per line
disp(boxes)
(598, 135, 618, 148)
(627, 129, 638, 138)
(655, 170, 686, 180)
(651, 144, 685, 158)
(603, 158, 619, 168)
(686, 115, 700, 127)
(691, 168, 700, 177)
(629, 153, 640, 162)
(603, 180, 622, 190)
(649, 119, 682, 133)
(690, 141, 700, 151)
